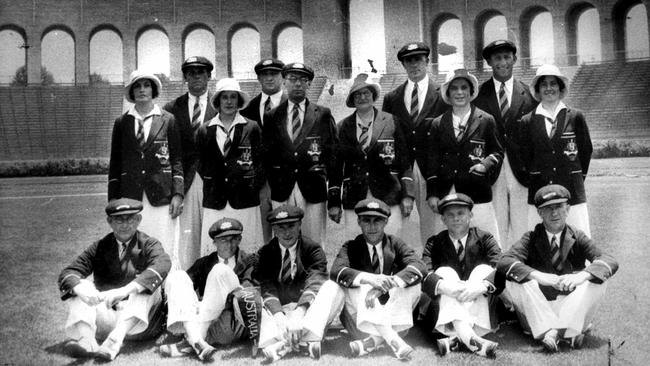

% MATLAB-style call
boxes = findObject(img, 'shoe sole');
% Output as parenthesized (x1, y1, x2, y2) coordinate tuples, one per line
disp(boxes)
(436, 339, 450, 356)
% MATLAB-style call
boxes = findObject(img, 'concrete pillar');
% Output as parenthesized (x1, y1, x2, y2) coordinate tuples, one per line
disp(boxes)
(214, 24, 229, 78)
(552, 11, 568, 66)
(301, 0, 349, 78)
(599, 7, 615, 62)
(461, 13, 476, 71)
(259, 24, 273, 60)
(26, 26, 42, 85)
(75, 29, 90, 84)
(383, 0, 422, 73)
(123, 28, 137, 82)
(168, 26, 183, 81)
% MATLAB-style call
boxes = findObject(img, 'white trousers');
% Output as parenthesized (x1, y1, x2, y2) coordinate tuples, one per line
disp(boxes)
(410, 162, 445, 248)
(502, 279, 606, 339)
(178, 173, 203, 270)
(259, 181, 273, 243)
(434, 265, 495, 337)
(201, 204, 263, 257)
(491, 155, 528, 250)
(65, 281, 161, 341)
(272, 183, 326, 246)
(527, 202, 591, 238)
(141, 193, 181, 269)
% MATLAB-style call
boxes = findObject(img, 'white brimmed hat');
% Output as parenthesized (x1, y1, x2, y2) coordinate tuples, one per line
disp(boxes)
(346, 73, 381, 108)
(210, 78, 250, 110)
(440, 68, 479, 105)
(124, 70, 162, 103)
(530, 64, 570, 101)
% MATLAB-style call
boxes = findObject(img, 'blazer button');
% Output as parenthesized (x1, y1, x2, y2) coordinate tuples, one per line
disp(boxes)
(412, 131, 416, 134)
(294, 169, 298, 173)
(453, 170, 457, 174)
(552, 168, 556, 171)
(412, 148, 416, 151)
(294, 152, 298, 156)
(224, 162, 227, 167)
(141, 170, 145, 174)
(225, 178, 228, 182)
(549, 180, 553, 184)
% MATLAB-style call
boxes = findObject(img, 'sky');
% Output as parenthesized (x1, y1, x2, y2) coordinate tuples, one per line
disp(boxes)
(0, 2, 648, 84)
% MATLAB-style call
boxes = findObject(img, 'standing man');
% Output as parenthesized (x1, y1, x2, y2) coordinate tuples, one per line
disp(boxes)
(164, 56, 217, 269)
(497, 185, 617, 352)
(263, 63, 338, 245)
(382, 42, 447, 246)
(241, 58, 287, 243)
(58, 199, 171, 361)
(254, 205, 328, 362)
(419, 193, 501, 358)
(473, 40, 537, 250)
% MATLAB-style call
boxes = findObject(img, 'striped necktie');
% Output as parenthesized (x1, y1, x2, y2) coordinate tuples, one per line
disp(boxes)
(457, 239, 465, 273)
(218, 124, 232, 156)
(456, 123, 466, 142)
(119, 242, 127, 260)
(191, 100, 201, 126)
(498, 82, 509, 117)
(550, 235, 563, 272)
(291, 103, 301, 141)
(280, 249, 292, 283)
(136, 119, 145, 148)
(410, 82, 419, 121)
(546, 117, 557, 138)
(358, 122, 371, 151)
(264, 96, 273, 114)
(371, 245, 380, 274)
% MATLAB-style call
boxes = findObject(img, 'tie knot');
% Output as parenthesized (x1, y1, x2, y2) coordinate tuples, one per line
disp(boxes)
(500, 82, 506, 90)
(293, 103, 300, 112)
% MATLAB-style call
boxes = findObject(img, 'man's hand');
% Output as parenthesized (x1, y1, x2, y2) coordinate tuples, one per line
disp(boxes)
(360, 274, 397, 292)
(169, 194, 183, 218)
(286, 307, 306, 348)
(529, 271, 561, 288)
(557, 271, 593, 292)
(364, 287, 385, 308)
(399, 197, 414, 217)
(427, 196, 440, 213)
(437, 279, 465, 299)
(73, 280, 104, 306)
(100, 282, 144, 309)
(469, 163, 487, 175)
(328, 207, 342, 223)
(457, 281, 488, 302)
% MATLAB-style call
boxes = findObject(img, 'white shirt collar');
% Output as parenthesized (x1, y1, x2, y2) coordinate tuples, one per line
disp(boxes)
(408, 74, 429, 89)
(279, 241, 298, 260)
(189, 91, 208, 104)
(208, 112, 247, 127)
(536, 101, 567, 121)
(288, 99, 306, 111)
(263, 90, 283, 105)
(449, 233, 469, 251)
(492, 76, 513, 91)
(545, 229, 563, 246)
(127, 104, 161, 120)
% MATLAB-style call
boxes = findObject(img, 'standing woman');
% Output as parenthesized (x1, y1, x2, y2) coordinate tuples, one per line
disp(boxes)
(520, 64, 592, 237)
(108, 70, 184, 267)
(426, 69, 503, 244)
(197, 78, 265, 256)
(328, 74, 415, 241)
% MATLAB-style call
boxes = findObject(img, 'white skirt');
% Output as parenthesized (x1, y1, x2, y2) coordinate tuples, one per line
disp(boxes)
(140, 193, 181, 269)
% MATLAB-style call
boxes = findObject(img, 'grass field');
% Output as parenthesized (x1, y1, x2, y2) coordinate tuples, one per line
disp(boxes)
(1, 157, 649, 365)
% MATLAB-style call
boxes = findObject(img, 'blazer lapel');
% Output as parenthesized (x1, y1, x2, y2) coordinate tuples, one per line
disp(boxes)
(394, 82, 410, 120)
(294, 101, 316, 146)
(414, 80, 436, 126)
(551, 109, 568, 142)
(507, 80, 526, 120)
(533, 226, 556, 265)
(381, 236, 394, 275)
(368, 108, 387, 151)
(484, 79, 501, 119)
(143, 115, 164, 150)
(441, 111, 456, 143)
(560, 227, 575, 264)
(460, 107, 480, 143)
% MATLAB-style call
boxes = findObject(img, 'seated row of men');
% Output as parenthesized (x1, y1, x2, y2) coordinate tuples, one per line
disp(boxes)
(58, 184, 617, 362)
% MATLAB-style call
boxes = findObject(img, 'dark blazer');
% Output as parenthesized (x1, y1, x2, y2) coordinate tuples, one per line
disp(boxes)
(426, 106, 504, 203)
(186, 249, 258, 298)
(381, 78, 447, 178)
(519, 107, 592, 205)
(329, 108, 414, 209)
(253, 236, 328, 314)
(58, 231, 171, 300)
(474, 78, 537, 186)
(262, 99, 338, 203)
(497, 224, 617, 300)
(331, 234, 425, 288)
(240, 92, 288, 128)
(163, 93, 217, 192)
(108, 110, 184, 206)
(421, 227, 502, 293)
(196, 116, 265, 210)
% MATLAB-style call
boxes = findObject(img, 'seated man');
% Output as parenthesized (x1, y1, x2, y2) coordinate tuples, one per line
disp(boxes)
(58, 198, 171, 361)
(160, 217, 259, 361)
(419, 193, 501, 358)
(497, 184, 618, 352)
(254, 205, 328, 362)
(303, 198, 425, 361)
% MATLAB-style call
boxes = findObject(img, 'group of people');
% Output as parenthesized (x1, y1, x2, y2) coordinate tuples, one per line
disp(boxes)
(57, 39, 618, 362)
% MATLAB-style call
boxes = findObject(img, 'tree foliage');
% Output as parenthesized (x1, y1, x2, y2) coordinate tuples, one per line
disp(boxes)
(10, 66, 55, 86)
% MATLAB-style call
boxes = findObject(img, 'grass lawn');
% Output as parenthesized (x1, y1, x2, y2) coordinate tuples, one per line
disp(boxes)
(1, 157, 648, 365)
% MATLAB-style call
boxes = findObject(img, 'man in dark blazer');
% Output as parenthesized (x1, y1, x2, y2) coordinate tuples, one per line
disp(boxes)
(58, 199, 171, 361)
(497, 185, 617, 352)
(419, 193, 501, 358)
(262, 62, 338, 246)
(303, 198, 425, 361)
(473, 40, 537, 250)
(161, 218, 259, 361)
(254, 205, 328, 362)
(382, 42, 448, 245)
(163, 56, 218, 269)
(240, 58, 287, 243)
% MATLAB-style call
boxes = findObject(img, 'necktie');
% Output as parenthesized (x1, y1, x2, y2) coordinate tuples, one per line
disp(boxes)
(546, 117, 557, 138)
(291, 103, 301, 141)
(218, 124, 232, 156)
(499, 82, 509, 117)
(371, 245, 380, 274)
(191, 100, 201, 126)
(264, 96, 273, 114)
(280, 249, 292, 283)
(457, 240, 465, 273)
(119, 242, 127, 260)
(410, 82, 419, 121)
(136, 119, 145, 148)
(550, 235, 563, 272)
(358, 123, 370, 151)
(456, 123, 466, 142)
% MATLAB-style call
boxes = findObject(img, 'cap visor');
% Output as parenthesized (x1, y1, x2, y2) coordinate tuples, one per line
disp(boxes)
(537, 198, 568, 208)
(213, 230, 243, 238)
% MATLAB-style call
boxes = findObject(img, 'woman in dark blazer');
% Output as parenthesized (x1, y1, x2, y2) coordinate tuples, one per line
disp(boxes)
(328, 74, 415, 241)
(196, 78, 265, 255)
(108, 70, 184, 267)
(520, 64, 592, 236)
(426, 69, 504, 245)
